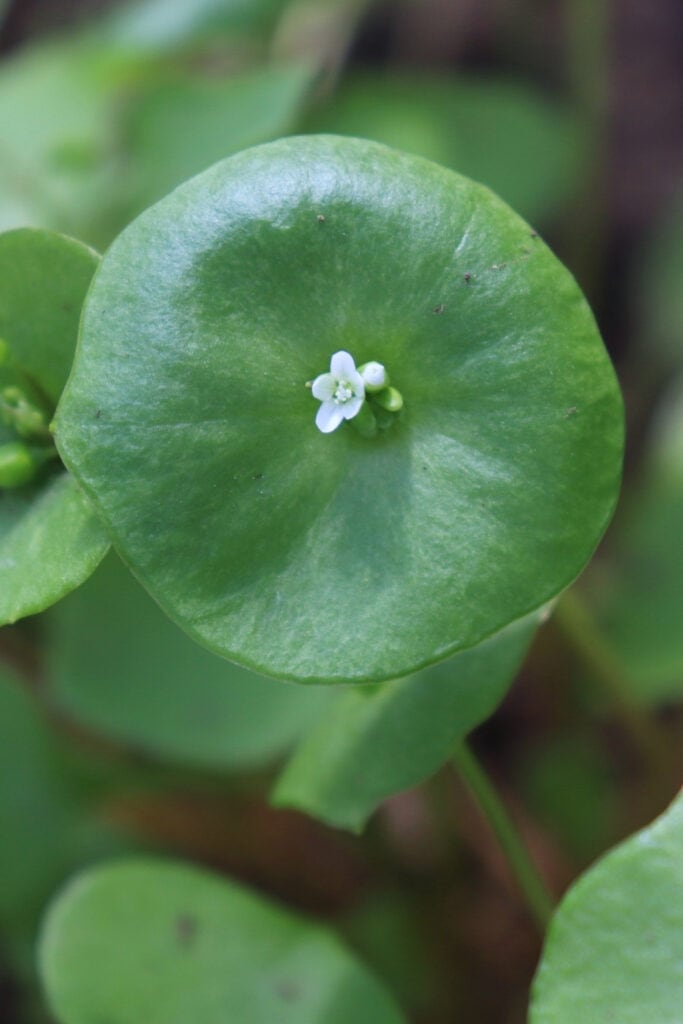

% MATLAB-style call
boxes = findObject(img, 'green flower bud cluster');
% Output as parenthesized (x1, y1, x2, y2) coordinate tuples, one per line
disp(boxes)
(352, 361, 404, 439)
(1, 385, 50, 440)
(0, 342, 57, 488)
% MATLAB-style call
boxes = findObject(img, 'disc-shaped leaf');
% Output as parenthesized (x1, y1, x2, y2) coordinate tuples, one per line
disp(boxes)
(45, 553, 335, 769)
(273, 611, 539, 832)
(55, 136, 623, 682)
(0, 229, 109, 624)
(529, 791, 683, 1023)
(39, 859, 406, 1024)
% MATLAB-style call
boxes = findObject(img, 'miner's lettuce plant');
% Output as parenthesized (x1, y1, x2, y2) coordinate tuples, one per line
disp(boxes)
(1, 130, 681, 1022)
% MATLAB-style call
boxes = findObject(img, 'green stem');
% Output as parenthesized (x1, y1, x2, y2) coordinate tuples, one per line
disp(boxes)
(553, 589, 671, 779)
(453, 741, 554, 932)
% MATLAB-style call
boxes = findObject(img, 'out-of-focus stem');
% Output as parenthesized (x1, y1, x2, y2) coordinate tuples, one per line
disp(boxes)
(554, 588, 672, 780)
(453, 741, 555, 933)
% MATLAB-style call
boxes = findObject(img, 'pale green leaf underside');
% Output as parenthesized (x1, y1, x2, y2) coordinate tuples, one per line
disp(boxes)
(55, 135, 623, 683)
(273, 611, 539, 831)
(39, 859, 407, 1024)
(530, 791, 683, 1023)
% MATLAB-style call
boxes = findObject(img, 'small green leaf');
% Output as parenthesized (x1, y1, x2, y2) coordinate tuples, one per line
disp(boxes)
(530, 791, 683, 1023)
(273, 612, 539, 831)
(305, 74, 586, 224)
(0, 229, 109, 625)
(39, 859, 407, 1024)
(55, 135, 623, 683)
(0, 228, 98, 401)
(45, 553, 335, 770)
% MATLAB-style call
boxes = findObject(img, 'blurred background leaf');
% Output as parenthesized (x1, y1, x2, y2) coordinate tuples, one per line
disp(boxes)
(44, 553, 335, 771)
(303, 73, 585, 225)
(598, 380, 683, 704)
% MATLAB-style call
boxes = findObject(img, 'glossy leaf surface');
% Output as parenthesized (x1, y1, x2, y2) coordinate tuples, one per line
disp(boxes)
(530, 791, 683, 1023)
(40, 859, 407, 1024)
(0, 229, 109, 624)
(46, 553, 334, 769)
(56, 136, 623, 682)
(274, 612, 539, 831)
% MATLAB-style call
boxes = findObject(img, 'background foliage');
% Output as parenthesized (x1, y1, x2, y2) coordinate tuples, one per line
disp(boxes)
(1, 1, 682, 1022)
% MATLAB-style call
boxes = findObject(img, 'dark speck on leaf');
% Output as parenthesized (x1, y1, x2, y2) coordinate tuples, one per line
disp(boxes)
(95, 409, 101, 419)
(253, 472, 263, 480)
(175, 913, 198, 949)
(463, 273, 472, 283)
(433, 303, 445, 314)
(316, 214, 325, 223)
(275, 980, 303, 1003)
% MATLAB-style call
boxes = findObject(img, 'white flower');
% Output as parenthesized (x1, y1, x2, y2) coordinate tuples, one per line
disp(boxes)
(311, 350, 365, 433)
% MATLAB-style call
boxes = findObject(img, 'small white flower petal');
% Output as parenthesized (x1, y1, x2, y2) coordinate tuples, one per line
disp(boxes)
(316, 401, 345, 433)
(330, 350, 356, 378)
(347, 370, 365, 397)
(342, 395, 364, 420)
(311, 372, 337, 400)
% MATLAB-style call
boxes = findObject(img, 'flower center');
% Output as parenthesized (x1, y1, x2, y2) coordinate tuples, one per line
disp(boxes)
(333, 380, 354, 404)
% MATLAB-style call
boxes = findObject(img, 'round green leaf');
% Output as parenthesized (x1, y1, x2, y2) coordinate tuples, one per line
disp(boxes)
(0, 229, 109, 624)
(45, 553, 334, 770)
(530, 792, 683, 1023)
(55, 135, 623, 683)
(39, 859, 407, 1024)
